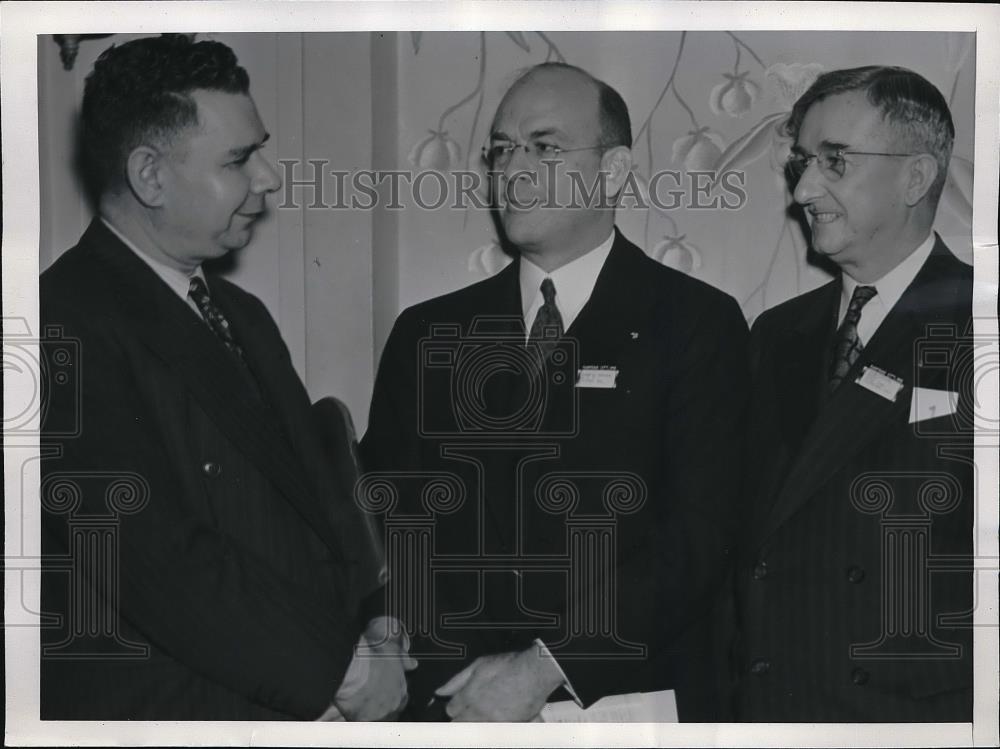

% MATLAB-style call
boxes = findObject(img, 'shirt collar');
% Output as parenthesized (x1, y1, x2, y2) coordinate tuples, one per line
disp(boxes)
(519, 230, 616, 329)
(841, 231, 936, 314)
(101, 217, 205, 301)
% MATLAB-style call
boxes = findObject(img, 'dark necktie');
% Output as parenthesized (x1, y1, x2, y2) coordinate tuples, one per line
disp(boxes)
(829, 284, 877, 392)
(528, 278, 564, 358)
(188, 276, 245, 361)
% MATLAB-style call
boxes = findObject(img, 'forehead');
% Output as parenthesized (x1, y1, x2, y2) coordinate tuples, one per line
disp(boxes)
(492, 70, 601, 140)
(796, 91, 891, 150)
(186, 89, 265, 146)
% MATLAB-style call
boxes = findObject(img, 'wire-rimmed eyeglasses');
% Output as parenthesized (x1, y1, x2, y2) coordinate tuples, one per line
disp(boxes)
(785, 147, 918, 184)
(481, 139, 605, 169)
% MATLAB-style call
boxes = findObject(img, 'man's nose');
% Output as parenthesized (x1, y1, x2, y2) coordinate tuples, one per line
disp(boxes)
(251, 152, 282, 194)
(503, 143, 535, 177)
(792, 160, 825, 205)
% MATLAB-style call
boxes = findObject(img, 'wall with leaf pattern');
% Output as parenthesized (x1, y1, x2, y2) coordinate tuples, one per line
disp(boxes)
(387, 30, 974, 327)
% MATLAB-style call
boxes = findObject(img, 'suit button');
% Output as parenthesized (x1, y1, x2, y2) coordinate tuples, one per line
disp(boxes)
(851, 667, 869, 685)
(752, 561, 768, 580)
(750, 658, 770, 676)
(846, 566, 866, 583)
(201, 461, 222, 477)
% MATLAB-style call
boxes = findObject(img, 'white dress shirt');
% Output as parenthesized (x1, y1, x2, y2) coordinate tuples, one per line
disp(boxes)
(839, 232, 935, 345)
(520, 231, 616, 337)
(101, 217, 206, 317)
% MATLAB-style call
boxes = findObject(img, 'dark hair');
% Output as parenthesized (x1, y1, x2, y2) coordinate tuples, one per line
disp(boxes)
(785, 65, 954, 205)
(511, 62, 633, 149)
(81, 34, 250, 194)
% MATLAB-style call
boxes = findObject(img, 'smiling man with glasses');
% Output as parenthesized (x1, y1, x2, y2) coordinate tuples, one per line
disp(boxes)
(735, 66, 973, 722)
(362, 62, 749, 721)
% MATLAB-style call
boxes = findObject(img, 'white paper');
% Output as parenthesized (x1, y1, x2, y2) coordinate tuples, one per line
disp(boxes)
(909, 386, 960, 423)
(541, 689, 677, 722)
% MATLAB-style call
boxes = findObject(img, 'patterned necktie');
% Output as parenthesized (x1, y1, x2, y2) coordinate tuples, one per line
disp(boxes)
(829, 284, 877, 392)
(188, 276, 245, 360)
(528, 278, 564, 357)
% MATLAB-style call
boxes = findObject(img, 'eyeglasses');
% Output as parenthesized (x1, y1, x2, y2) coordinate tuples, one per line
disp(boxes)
(482, 140, 605, 168)
(785, 148, 918, 184)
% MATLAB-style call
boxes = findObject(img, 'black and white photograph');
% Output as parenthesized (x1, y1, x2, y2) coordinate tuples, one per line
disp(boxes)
(3, 2, 999, 746)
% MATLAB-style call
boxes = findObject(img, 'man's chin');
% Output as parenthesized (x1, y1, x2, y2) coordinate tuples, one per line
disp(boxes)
(500, 215, 538, 248)
(807, 226, 843, 258)
(220, 230, 254, 252)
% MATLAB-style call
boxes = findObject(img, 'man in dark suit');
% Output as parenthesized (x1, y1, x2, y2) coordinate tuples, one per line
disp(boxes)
(361, 62, 749, 721)
(735, 66, 974, 721)
(40, 34, 413, 721)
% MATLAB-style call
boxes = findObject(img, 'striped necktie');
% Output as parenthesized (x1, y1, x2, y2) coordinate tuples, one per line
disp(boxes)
(829, 284, 877, 392)
(528, 278, 564, 358)
(188, 276, 245, 361)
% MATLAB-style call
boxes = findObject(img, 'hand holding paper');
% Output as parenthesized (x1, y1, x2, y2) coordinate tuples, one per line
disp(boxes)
(434, 648, 564, 721)
(323, 617, 417, 721)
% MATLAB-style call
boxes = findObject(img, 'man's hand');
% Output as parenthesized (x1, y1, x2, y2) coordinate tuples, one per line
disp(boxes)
(434, 646, 564, 721)
(324, 618, 417, 721)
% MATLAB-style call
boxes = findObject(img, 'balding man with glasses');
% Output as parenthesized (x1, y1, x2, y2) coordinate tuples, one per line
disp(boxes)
(734, 66, 973, 721)
(361, 62, 749, 721)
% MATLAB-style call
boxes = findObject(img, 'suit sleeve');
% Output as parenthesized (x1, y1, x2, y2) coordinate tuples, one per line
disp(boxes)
(556, 291, 750, 704)
(41, 300, 358, 720)
(360, 310, 423, 475)
(656, 292, 750, 626)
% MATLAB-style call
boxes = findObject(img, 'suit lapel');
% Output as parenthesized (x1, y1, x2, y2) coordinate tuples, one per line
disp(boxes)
(84, 221, 349, 561)
(470, 261, 528, 553)
(484, 259, 529, 420)
(565, 230, 658, 370)
(775, 282, 840, 450)
(758, 237, 964, 545)
(484, 237, 655, 551)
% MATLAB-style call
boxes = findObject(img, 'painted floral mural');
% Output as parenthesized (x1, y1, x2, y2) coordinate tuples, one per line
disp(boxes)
(407, 31, 974, 320)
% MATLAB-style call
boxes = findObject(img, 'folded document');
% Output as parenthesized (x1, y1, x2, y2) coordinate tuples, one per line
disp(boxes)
(541, 689, 677, 722)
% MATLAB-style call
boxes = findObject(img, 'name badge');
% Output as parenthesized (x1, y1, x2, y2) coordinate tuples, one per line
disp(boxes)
(577, 366, 618, 389)
(855, 365, 904, 402)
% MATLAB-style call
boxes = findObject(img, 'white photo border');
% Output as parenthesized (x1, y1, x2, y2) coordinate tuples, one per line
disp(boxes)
(3, 2, 998, 746)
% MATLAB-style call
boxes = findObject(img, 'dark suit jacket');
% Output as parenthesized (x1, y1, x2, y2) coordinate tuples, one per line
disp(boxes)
(361, 229, 749, 720)
(734, 236, 974, 721)
(39, 219, 382, 720)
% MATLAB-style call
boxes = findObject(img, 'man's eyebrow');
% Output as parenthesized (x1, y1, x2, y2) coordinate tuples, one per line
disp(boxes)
(227, 132, 270, 158)
(528, 127, 567, 140)
(488, 127, 568, 141)
(791, 139, 849, 156)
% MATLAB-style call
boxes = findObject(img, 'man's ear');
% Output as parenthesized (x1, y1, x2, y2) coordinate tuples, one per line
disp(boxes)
(600, 146, 633, 200)
(903, 153, 939, 206)
(125, 145, 167, 207)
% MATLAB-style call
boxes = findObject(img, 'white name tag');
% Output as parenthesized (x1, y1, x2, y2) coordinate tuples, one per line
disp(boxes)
(577, 366, 618, 389)
(855, 365, 904, 402)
